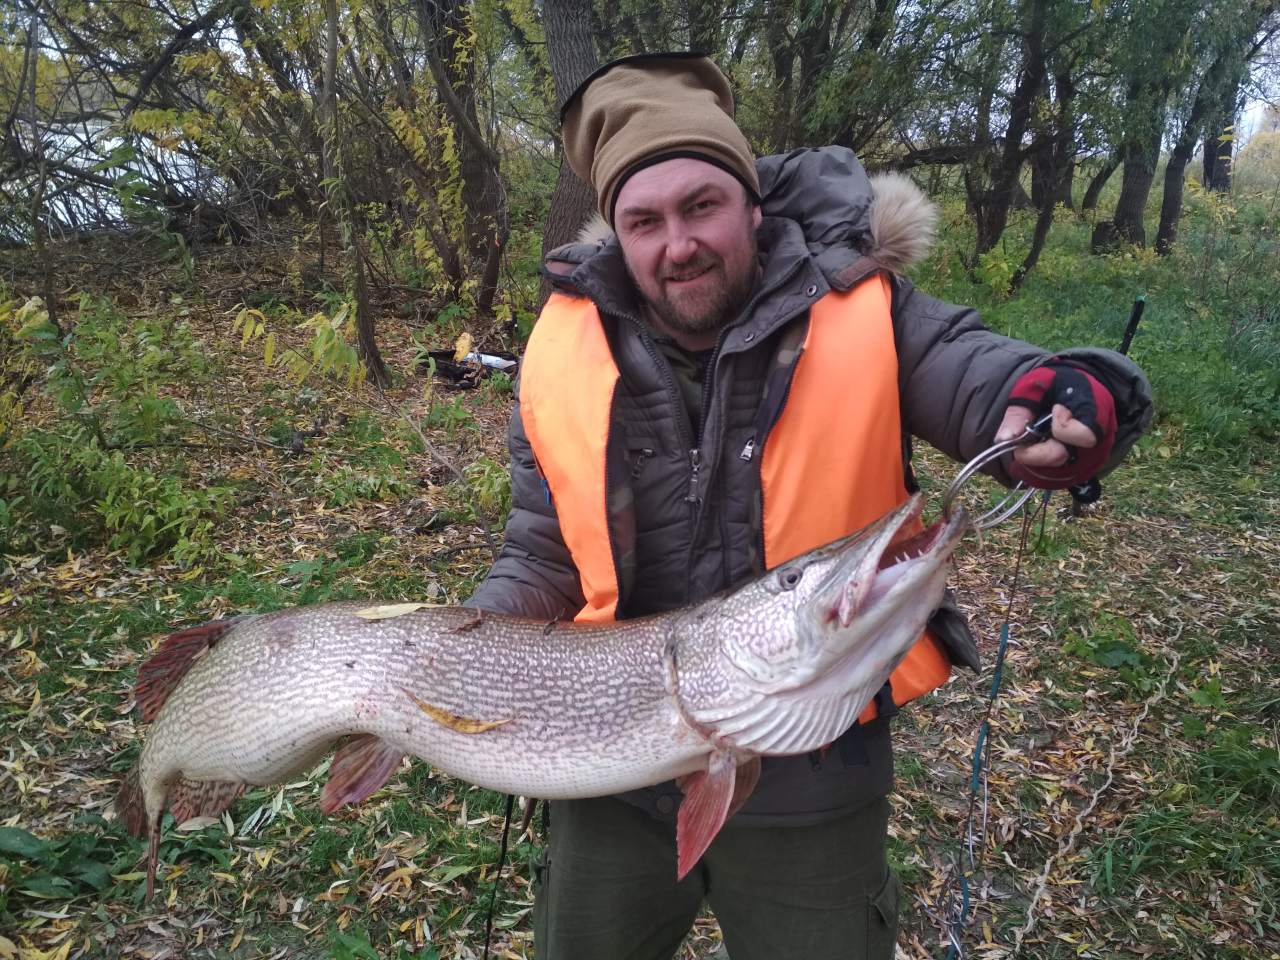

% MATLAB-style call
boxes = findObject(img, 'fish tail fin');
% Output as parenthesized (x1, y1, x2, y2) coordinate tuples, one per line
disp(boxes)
(319, 735, 405, 814)
(136, 617, 243, 721)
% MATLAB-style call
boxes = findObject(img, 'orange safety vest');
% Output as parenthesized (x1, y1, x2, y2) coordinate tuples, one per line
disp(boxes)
(519, 275, 952, 721)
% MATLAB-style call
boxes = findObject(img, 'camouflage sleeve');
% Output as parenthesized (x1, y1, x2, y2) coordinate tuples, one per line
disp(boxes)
(891, 276, 1153, 484)
(464, 399, 585, 620)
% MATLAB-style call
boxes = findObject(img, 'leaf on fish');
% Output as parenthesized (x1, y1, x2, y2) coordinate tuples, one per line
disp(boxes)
(401, 688, 513, 733)
(353, 602, 436, 620)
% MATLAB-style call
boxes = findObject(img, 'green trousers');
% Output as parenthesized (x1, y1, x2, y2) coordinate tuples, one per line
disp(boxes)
(531, 795, 900, 960)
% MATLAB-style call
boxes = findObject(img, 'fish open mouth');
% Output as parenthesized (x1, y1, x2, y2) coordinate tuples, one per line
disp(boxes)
(821, 497, 968, 630)
(878, 511, 951, 569)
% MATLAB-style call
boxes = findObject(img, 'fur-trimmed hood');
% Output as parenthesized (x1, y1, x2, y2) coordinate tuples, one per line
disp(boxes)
(567, 146, 936, 278)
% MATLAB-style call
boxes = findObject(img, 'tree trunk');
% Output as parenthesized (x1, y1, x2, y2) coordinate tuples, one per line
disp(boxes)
(1155, 145, 1192, 255)
(1203, 124, 1232, 191)
(1112, 134, 1160, 246)
(1081, 154, 1118, 210)
(765, 1, 796, 153)
(25, 17, 61, 335)
(539, 0, 601, 307)
(1013, 69, 1077, 290)
(968, 0, 1049, 261)
(1029, 148, 1070, 208)
(322, 0, 390, 387)
(417, 0, 508, 289)
(1155, 48, 1230, 254)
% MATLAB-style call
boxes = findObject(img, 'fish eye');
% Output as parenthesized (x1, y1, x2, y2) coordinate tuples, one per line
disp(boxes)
(777, 568, 802, 590)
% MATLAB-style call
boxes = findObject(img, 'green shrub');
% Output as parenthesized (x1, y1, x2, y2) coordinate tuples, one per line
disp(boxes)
(12, 424, 228, 564)
(464, 455, 511, 519)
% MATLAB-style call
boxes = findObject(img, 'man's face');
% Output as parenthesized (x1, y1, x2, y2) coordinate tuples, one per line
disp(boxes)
(614, 158, 762, 339)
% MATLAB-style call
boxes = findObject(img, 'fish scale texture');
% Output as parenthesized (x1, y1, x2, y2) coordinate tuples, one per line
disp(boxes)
(138, 604, 709, 815)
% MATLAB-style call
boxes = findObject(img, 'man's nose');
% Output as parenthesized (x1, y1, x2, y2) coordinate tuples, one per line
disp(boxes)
(664, 222, 698, 262)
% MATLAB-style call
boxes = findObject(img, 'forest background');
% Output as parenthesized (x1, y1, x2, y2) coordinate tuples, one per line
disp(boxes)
(1, 0, 1278, 958)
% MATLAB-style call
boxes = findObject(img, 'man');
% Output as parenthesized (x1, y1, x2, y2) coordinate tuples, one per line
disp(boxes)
(467, 53, 1152, 959)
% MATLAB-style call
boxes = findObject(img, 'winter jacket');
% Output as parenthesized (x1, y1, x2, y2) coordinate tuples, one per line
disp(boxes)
(467, 146, 1153, 825)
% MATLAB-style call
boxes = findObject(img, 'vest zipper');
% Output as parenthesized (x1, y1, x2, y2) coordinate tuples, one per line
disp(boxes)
(685, 448, 701, 503)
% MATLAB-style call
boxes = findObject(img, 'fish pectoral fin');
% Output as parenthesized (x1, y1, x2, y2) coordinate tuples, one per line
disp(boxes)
(676, 750, 743, 881)
(319, 734, 405, 815)
(169, 777, 246, 825)
(136, 617, 244, 722)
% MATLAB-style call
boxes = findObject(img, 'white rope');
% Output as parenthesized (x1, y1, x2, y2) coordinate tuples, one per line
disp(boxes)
(1009, 617, 1185, 955)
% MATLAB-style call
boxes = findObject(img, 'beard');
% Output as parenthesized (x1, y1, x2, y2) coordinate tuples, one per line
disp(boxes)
(629, 230, 759, 337)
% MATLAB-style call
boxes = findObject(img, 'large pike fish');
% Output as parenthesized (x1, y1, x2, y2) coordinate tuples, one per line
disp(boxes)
(117, 496, 967, 897)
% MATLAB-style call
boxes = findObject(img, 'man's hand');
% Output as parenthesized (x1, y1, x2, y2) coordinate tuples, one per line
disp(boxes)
(995, 362, 1117, 489)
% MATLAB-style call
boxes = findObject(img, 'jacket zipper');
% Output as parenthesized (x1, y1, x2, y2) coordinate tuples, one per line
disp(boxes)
(687, 327, 730, 501)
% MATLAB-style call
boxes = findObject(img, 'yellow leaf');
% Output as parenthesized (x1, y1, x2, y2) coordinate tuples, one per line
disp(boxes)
(354, 602, 434, 621)
(211, 871, 238, 882)
(402, 688, 513, 734)
(264, 331, 276, 367)
(0, 935, 15, 959)
(454, 331, 473, 362)
(228, 928, 244, 951)
(382, 865, 418, 886)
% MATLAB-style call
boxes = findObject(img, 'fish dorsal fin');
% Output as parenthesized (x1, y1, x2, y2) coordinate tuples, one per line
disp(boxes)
(319, 735, 405, 814)
(136, 618, 242, 722)
(676, 751, 759, 880)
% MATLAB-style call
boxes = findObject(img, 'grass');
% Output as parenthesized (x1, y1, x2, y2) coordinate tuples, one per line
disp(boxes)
(1, 179, 1278, 958)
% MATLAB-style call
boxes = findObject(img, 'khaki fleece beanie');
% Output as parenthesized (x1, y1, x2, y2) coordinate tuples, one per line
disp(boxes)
(561, 52, 760, 225)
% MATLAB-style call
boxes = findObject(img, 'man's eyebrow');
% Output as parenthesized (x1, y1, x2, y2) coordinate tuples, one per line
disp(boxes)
(617, 182, 727, 218)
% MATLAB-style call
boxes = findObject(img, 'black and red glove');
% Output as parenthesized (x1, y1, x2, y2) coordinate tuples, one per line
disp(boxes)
(1002, 361, 1117, 490)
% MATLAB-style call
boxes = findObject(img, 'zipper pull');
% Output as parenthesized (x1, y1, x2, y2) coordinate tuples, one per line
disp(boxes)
(739, 436, 756, 462)
(685, 448, 702, 503)
(630, 447, 655, 479)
